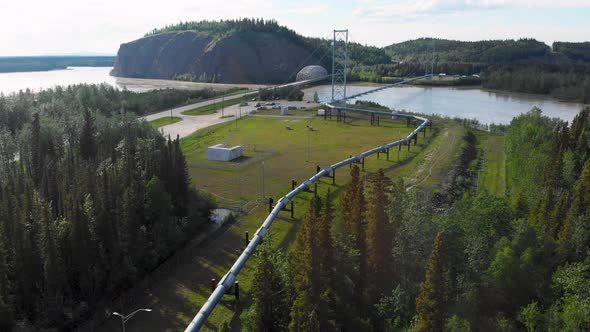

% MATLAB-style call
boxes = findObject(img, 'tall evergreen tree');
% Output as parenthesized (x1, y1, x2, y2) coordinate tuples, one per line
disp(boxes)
(31, 113, 42, 187)
(39, 200, 65, 324)
(416, 231, 448, 332)
(246, 239, 292, 332)
(290, 198, 321, 332)
(79, 109, 97, 160)
(366, 170, 393, 303)
(340, 165, 367, 314)
(558, 159, 590, 261)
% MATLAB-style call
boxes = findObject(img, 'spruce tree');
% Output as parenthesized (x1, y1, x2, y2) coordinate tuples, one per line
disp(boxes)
(340, 165, 367, 314)
(246, 240, 292, 332)
(39, 200, 65, 323)
(290, 197, 321, 332)
(31, 113, 42, 187)
(416, 231, 448, 332)
(79, 109, 97, 161)
(558, 159, 590, 261)
(366, 170, 393, 302)
(317, 190, 337, 331)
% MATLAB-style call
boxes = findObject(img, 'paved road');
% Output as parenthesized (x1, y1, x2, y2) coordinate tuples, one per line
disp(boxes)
(142, 76, 328, 139)
(142, 92, 256, 139)
(144, 93, 321, 139)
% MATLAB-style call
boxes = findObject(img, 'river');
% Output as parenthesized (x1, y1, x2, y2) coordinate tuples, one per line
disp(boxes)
(0, 66, 264, 95)
(303, 84, 587, 125)
(0, 67, 586, 124)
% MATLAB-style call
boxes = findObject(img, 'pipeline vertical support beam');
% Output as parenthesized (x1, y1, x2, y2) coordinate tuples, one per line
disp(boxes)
(290, 201, 294, 219)
(314, 183, 317, 198)
(268, 197, 274, 213)
(234, 281, 240, 301)
(414, 134, 418, 146)
(245, 231, 249, 247)
(211, 279, 216, 292)
(332, 169, 336, 185)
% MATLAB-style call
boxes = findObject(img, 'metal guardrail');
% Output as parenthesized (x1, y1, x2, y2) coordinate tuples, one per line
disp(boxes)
(184, 79, 430, 332)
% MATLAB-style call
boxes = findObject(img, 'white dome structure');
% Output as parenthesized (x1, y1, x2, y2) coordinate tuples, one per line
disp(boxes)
(296, 65, 328, 81)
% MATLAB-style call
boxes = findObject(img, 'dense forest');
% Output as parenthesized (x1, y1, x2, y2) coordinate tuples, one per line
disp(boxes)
(144, 18, 391, 71)
(385, 38, 552, 64)
(0, 56, 115, 73)
(0, 83, 240, 122)
(243, 107, 590, 331)
(483, 64, 590, 103)
(0, 86, 214, 330)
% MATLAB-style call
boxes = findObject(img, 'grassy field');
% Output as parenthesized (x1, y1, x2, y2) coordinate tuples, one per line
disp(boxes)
(100, 114, 449, 332)
(180, 114, 436, 206)
(149, 116, 183, 128)
(182, 98, 243, 116)
(479, 133, 506, 196)
(401, 121, 466, 190)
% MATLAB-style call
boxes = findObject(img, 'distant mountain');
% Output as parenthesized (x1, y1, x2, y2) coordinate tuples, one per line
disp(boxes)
(385, 38, 590, 65)
(112, 19, 390, 84)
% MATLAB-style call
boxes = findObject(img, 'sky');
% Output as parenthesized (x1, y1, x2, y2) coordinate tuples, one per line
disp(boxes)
(1, 0, 590, 56)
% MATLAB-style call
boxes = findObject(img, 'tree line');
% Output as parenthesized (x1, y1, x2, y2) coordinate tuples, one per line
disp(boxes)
(242, 107, 590, 331)
(0, 85, 214, 330)
(483, 64, 590, 103)
(0, 57, 115, 73)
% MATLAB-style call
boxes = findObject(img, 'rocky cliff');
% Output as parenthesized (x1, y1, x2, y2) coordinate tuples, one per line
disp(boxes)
(112, 30, 320, 84)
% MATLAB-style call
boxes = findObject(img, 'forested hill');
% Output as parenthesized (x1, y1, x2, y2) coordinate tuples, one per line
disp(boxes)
(112, 19, 390, 84)
(385, 38, 590, 65)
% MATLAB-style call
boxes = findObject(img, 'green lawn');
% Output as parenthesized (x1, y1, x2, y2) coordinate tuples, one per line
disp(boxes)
(149, 116, 182, 128)
(479, 134, 506, 196)
(103, 115, 447, 332)
(180, 114, 437, 206)
(182, 98, 243, 116)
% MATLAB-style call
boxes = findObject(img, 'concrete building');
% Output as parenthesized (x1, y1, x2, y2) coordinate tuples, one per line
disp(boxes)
(206, 144, 243, 161)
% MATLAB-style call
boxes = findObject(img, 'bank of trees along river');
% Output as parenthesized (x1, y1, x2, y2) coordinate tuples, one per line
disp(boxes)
(243, 107, 590, 331)
(0, 86, 215, 330)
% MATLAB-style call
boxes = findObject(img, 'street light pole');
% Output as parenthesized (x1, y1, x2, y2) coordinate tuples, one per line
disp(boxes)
(261, 161, 265, 198)
(113, 308, 152, 332)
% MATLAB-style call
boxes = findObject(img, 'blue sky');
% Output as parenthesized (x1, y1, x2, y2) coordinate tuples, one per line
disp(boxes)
(1, 0, 589, 56)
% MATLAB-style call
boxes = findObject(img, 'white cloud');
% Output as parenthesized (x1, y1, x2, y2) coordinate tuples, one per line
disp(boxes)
(354, 0, 590, 21)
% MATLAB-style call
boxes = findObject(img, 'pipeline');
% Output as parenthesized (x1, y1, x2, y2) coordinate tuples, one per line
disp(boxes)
(184, 81, 430, 332)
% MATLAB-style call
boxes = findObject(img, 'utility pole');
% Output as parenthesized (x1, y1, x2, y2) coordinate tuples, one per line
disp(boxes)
(307, 122, 311, 162)
(261, 161, 265, 198)
(221, 94, 225, 118)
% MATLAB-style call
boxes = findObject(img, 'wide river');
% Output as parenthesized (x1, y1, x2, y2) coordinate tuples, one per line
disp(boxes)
(304, 85, 588, 125)
(0, 67, 586, 124)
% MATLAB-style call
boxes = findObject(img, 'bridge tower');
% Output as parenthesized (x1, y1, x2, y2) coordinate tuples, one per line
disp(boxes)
(425, 40, 435, 80)
(331, 29, 349, 103)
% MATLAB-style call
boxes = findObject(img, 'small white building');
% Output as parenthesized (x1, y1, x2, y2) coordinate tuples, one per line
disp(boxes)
(206, 144, 243, 161)
(317, 109, 326, 116)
